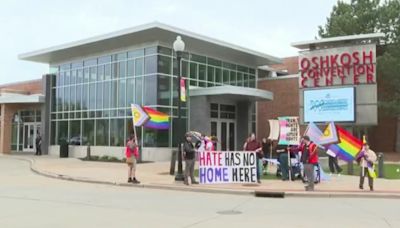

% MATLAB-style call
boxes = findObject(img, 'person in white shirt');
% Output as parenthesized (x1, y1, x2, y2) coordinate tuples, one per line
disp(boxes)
(357, 143, 377, 191)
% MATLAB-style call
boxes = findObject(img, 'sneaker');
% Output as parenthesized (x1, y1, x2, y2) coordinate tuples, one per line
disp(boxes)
(184, 182, 189, 186)
(359, 186, 364, 190)
(370, 186, 374, 191)
(337, 173, 341, 177)
(257, 180, 261, 184)
(192, 181, 199, 185)
(127, 178, 132, 183)
(132, 178, 140, 184)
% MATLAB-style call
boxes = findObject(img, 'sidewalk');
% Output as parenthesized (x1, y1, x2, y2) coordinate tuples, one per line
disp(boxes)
(4, 154, 400, 198)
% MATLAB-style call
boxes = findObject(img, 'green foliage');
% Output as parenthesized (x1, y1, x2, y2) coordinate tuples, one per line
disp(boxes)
(318, 0, 380, 38)
(99, 155, 110, 161)
(339, 164, 400, 179)
(81, 155, 123, 163)
(90, 155, 99, 161)
(108, 156, 119, 162)
(318, 0, 400, 115)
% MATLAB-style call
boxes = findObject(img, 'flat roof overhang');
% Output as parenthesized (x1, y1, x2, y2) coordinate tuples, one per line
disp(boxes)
(0, 93, 44, 104)
(291, 33, 385, 50)
(189, 85, 273, 102)
(19, 22, 281, 67)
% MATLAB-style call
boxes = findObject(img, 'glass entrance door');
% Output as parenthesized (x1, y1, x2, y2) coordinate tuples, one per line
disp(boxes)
(23, 123, 38, 152)
(211, 120, 235, 151)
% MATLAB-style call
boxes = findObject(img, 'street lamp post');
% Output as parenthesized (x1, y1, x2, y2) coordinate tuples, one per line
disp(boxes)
(173, 36, 185, 181)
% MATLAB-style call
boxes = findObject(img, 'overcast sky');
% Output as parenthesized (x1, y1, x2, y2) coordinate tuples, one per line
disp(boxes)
(0, 0, 339, 85)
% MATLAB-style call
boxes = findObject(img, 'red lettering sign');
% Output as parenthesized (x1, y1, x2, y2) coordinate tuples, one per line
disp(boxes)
(298, 45, 376, 88)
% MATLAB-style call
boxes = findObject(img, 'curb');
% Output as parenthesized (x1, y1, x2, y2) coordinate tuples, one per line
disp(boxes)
(5, 156, 400, 199)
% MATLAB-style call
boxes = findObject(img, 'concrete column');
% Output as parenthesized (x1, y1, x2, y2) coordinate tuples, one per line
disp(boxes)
(0, 104, 14, 154)
(41, 74, 53, 155)
(189, 96, 210, 135)
(236, 101, 250, 150)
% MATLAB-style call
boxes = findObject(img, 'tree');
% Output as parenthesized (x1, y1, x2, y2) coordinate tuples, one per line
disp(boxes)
(318, 0, 400, 151)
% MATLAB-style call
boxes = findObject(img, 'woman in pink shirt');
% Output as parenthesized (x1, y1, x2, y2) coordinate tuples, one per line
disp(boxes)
(126, 135, 140, 184)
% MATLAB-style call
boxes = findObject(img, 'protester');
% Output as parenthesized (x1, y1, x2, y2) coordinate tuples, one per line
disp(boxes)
(211, 136, 219, 150)
(276, 144, 290, 181)
(183, 133, 198, 185)
(261, 138, 271, 174)
(244, 133, 262, 183)
(195, 134, 206, 153)
(35, 132, 42, 156)
(328, 153, 342, 175)
(242, 137, 250, 151)
(299, 136, 318, 191)
(356, 143, 377, 191)
(125, 135, 140, 184)
(205, 136, 215, 151)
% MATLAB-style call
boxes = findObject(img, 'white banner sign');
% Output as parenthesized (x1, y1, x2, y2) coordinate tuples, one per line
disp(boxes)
(198, 151, 257, 184)
(268, 119, 280, 140)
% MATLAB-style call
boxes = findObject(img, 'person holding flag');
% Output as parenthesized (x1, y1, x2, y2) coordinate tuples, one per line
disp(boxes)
(356, 141, 377, 191)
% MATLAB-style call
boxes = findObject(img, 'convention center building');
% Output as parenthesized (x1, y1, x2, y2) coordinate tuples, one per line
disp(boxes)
(0, 22, 395, 160)
(0, 22, 279, 160)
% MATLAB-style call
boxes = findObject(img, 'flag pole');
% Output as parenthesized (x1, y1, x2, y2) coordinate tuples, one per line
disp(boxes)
(269, 141, 273, 173)
(288, 146, 292, 181)
(131, 105, 138, 145)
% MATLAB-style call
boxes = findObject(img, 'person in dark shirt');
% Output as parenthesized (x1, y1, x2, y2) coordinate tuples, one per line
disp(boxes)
(261, 138, 271, 175)
(35, 132, 42, 156)
(183, 133, 198, 185)
(276, 144, 289, 180)
(245, 133, 262, 183)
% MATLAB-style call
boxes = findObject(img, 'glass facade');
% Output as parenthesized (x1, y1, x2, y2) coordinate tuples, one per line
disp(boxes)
(11, 109, 41, 151)
(50, 45, 256, 147)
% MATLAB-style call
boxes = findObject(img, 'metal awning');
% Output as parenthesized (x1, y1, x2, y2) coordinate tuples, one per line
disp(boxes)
(291, 33, 385, 50)
(19, 22, 281, 67)
(189, 85, 273, 101)
(0, 93, 44, 104)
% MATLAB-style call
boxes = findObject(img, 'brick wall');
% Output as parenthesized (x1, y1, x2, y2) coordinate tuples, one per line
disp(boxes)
(271, 56, 298, 74)
(257, 77, 300, 139)
(257, 57, 398, 153)
(0, 79, 42, 94)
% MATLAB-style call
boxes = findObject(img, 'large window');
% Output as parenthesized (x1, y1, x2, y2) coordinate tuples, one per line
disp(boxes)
(110, 119, 124, 146)
(51, 45, 256, 148)
(82, 120, 94, 146)
(96, 119, 109, 146)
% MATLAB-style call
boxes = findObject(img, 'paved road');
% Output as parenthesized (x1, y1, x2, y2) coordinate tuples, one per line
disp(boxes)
(0, 157, 399, 228)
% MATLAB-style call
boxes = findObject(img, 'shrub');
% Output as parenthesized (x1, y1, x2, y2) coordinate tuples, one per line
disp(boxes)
(109, 156, 119, 162)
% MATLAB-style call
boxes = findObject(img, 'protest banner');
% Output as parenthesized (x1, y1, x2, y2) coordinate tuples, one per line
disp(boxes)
(278, 116, 300, 145)
(198, 151, 257, 184)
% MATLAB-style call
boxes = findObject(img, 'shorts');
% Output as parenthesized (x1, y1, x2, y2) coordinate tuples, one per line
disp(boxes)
(126, 157, 137, 171)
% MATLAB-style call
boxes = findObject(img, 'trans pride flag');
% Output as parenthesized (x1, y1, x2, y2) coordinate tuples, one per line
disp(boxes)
(142, 107, 170, 130)
(326, 126, 363, 162)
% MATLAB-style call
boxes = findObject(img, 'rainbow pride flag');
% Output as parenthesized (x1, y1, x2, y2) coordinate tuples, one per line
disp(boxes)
(326, 126, 362, 162)
(142, 107, 170, 130)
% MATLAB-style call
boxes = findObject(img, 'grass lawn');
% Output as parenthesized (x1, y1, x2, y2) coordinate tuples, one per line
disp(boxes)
(339, 164, 400, 180)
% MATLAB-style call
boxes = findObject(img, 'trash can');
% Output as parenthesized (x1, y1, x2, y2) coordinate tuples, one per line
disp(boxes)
(59, 139, 69, 158)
